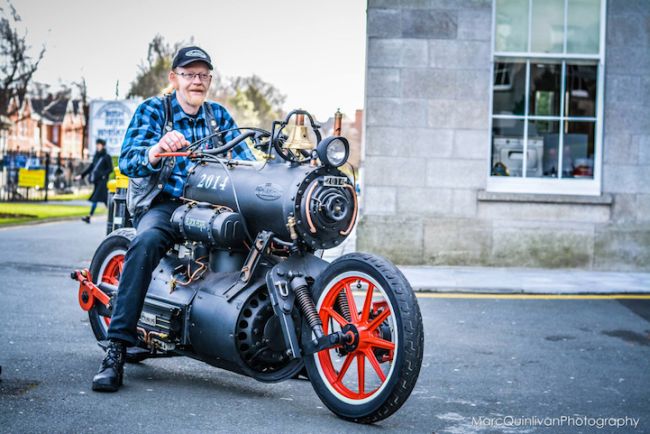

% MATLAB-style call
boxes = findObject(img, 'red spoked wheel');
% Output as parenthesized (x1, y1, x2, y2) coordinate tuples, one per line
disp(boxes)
(303, 253, 424, 424)
(317, 275, 396, 401)
(96, 252, 124, 329)
(88, 229, 134, 340)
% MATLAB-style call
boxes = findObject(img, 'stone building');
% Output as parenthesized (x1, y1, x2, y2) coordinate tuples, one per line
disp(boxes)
(360, 0, 649, 270)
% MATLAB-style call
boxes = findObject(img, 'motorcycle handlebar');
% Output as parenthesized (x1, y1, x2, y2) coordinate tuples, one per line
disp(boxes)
(203, 131, 256, 155)
(154, 131, 257, 158)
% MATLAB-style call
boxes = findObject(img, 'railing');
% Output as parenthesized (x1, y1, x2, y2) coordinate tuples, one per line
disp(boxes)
(0, 152, 92, 202)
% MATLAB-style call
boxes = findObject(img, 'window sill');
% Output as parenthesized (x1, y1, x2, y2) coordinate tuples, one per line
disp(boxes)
(477, 190, 613, 206)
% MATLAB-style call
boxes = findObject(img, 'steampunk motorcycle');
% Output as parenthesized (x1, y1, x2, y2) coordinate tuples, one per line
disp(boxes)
(71, 110, 424, 423)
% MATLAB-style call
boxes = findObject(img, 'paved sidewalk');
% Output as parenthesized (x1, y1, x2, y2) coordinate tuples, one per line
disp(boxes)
(322, 227, 650, 294)
(399, 266, 650, 294)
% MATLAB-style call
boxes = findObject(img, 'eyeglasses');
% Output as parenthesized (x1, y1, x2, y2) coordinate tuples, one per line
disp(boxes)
(175, 72, 212, 82)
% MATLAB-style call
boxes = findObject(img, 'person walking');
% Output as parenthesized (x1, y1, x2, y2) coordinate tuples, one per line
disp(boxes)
(77, 139, 113, 223)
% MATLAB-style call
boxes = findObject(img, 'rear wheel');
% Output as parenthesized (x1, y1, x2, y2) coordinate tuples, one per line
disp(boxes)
(88, 229, 134, 341)
(302, 253, 424, 424)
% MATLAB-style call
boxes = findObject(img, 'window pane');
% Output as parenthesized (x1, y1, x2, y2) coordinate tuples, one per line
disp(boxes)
(493, 61, 527, 115)
(495, 0, 529, 52)
(567, 0, 600, 54)
(565, 64, 597, 117)
(563, 121, 595, 178)
(531, 0, 564, 53)
(492, 118, 525, 177)
(528, 120, 560, 178)
(529, 62, 562, 116)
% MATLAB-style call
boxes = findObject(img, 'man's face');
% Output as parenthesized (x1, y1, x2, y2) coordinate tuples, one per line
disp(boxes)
(96, 143, 105, 152)
(170, 62, 212, 109)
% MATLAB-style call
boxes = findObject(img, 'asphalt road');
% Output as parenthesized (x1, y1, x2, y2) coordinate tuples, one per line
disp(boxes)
(1, 220, 649, 434)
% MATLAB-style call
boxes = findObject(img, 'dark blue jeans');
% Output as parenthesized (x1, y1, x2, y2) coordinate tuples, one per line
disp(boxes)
(106, 199, 181, 346)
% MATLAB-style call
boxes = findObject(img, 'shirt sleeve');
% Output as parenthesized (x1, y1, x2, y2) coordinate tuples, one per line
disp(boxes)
(118, 98, 166, 178)
(214, 103, 256, 161)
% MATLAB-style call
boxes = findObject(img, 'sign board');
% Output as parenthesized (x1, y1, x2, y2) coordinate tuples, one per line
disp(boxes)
(88, 99, 141, 157)
(18, 169, 46, 188)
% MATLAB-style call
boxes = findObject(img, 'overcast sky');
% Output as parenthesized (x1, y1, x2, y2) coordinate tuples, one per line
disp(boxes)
(11, 0, 367, 121)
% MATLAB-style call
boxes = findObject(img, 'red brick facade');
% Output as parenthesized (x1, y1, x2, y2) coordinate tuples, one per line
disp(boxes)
(6, 97, 85, 159)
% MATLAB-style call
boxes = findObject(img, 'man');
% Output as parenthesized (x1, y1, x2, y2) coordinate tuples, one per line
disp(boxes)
(92, 46, 254, 392)
(77, 139, 113, 223)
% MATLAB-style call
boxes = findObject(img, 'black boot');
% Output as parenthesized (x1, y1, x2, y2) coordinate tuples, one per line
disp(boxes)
(92, 340, 126, 392)
(81, 216, 90, 224)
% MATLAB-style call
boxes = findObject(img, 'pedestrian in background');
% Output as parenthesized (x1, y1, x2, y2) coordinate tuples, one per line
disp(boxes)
(77, 139, 113, 223)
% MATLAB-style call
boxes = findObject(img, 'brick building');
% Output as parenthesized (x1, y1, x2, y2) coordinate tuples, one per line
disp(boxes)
(360, 0, 649, 270)
(5, 96, 85, 159)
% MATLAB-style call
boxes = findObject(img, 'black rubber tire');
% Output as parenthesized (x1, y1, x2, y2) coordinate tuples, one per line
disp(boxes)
(88, 228, 135, 341)
(302, 252, 424, 424)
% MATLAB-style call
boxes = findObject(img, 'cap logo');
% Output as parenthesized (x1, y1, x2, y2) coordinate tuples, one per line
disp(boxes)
(186, 49, 207, 59)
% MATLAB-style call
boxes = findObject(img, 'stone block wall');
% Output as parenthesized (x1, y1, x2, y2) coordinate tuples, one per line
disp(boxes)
(598, 0, 650, 269)
(360, 0, 650, 270)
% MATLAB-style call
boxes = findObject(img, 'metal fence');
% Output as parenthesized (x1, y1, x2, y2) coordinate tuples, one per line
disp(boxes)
(0, 151, 92, 202)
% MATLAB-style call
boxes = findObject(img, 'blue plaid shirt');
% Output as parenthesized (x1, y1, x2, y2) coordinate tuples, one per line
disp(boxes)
(119, 92, 255, 198)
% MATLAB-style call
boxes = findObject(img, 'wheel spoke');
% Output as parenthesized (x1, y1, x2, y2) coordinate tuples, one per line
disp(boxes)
(367, 307, 391, 332)
(361, 283, 374, 323)
(357, 353, 365, 395)
(343, 284, 359, 323)
(336, 353, 354, 383)
(364, 349, 387, 382)
(366, 335, 396, 351)
(323, 307, 348, 327)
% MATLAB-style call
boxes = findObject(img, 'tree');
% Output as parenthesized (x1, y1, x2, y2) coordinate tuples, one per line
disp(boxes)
(74, 77, 89, 151)
(214, 75, 286, 129)
(0, 1, 45, 124)
(127, 35, 197, 99)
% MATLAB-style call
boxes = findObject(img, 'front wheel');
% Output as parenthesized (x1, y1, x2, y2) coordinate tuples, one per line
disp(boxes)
(302, 253, 424, 424)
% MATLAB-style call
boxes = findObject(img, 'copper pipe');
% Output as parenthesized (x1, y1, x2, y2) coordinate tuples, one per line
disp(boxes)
(176, 256, 208, 286)
(340, 184, 358, 236)
(334, 109, 342, 136)
(137, 327, 150, 346)
(304, 181, 319, 234)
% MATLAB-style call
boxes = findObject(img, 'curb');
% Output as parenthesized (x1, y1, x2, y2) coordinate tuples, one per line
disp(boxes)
(408, 286, 650, 295)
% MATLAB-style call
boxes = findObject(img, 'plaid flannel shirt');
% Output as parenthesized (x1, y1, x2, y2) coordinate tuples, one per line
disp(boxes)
(118, 91, 255, 198)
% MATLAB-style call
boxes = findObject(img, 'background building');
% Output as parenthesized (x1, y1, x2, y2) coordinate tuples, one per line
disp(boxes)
(361, 0, 649, 270)
(6, 96, 85, 158)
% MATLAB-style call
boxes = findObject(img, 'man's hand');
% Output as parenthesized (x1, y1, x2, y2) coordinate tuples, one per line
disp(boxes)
(148, 131, 191, 166)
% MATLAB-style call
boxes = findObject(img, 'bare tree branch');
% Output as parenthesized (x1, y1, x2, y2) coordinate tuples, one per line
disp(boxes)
(0, 0, 45, 124)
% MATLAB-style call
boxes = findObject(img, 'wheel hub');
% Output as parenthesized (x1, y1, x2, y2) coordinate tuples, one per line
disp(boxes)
(340, 324, 359, 353)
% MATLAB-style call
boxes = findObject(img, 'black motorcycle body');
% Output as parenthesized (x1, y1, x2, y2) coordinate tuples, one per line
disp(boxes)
(75, 111, 424, 423)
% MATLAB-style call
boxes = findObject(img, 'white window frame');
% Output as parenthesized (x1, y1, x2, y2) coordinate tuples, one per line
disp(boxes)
(487, 0, 607, 196)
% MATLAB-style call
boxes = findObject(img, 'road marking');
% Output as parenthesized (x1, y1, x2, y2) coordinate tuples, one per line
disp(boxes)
(412, 293, 650, 300)
(351, 291, 650, 300)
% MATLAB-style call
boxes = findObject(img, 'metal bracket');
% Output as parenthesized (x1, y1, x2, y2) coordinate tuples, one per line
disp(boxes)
(265, 268, 301, 358)
(302, 331, 349, 356)
(223, 231, 273, 302)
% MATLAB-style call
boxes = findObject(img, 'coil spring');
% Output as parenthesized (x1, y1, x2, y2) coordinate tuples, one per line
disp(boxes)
(294, 283, 323, 332)
(336, 292, 352, 322)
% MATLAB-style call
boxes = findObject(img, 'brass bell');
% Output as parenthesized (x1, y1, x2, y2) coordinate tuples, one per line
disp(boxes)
(284, 114, 315, 154)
